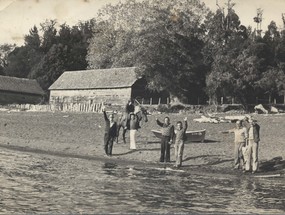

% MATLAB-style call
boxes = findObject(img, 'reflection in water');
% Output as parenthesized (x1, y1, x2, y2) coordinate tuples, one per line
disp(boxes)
(0, 150, 284, 214)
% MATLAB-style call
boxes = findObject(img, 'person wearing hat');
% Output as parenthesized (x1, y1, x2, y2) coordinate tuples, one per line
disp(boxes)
(221, 120, 248, 170)
(245, 119, 260, 173)
(128, 112, 139, 150)
(242, 115, 251, 130)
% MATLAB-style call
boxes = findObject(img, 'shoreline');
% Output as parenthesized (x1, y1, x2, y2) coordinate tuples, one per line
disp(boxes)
(0, 111, 284, 178)
(0, 141, 283, 179)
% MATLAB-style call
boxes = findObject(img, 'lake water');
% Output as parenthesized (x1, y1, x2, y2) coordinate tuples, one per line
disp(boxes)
(0, 149, 284, 214)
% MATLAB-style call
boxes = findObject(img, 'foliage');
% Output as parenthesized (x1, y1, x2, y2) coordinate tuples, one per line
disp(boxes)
(2, 19, 95, 93)
(1, 0, 285, 105)
(87, 0, 209, 103)
(0, 44, 16, 75)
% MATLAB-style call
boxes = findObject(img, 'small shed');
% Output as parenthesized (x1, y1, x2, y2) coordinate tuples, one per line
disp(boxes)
(0, 75, 45, 105)
(48, 67, 168, 106)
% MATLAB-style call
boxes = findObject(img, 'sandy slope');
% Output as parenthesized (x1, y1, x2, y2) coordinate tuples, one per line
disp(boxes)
(0, 111, 284, 173)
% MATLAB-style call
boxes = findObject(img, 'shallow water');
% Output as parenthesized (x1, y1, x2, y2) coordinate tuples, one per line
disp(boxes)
(0, 149, 284, 214)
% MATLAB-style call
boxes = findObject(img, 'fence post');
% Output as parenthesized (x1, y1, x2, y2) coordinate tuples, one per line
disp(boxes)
(221, 97, 223, 105)
(158, 97, 161, 105)
(150, 98, 152, 106)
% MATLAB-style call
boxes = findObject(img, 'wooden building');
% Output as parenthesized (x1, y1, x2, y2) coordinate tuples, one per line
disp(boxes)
(48, 67, 168, 106)
(0, 75, 44, 105)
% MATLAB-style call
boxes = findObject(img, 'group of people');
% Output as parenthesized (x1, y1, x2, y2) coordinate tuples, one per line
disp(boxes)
(102, 101, 261, 173)
(102, 100, 140, 156)
(222, 116, 260, 173)
(155, 116, 188, 168)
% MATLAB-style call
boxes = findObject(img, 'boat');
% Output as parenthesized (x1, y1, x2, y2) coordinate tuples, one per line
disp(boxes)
(151, 129, 206, 143)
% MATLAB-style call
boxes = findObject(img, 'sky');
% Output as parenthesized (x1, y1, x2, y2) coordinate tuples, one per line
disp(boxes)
(0, 0, 284, 45)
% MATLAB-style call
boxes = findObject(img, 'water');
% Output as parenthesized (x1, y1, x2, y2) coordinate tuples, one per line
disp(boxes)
(0, 149, 284, 214)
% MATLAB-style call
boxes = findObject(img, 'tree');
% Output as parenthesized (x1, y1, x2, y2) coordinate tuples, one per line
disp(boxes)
(24, 26, 41, 50)
(28, 20, 95, 92)
(5, 46, 31, 78)
(203, 3, 250, 105)
(87, 0, 209, 103)
(0, 43, 16, 75)
(29, 44, 68, 91)
(40, 20, 57, 53)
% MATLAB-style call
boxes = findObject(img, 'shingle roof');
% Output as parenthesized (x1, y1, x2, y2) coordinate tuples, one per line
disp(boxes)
(0, 76, 45, 95)
(49, 67, 140, 90)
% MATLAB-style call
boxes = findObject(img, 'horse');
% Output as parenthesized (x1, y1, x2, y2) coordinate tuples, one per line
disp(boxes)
(116, 105, 148, 144)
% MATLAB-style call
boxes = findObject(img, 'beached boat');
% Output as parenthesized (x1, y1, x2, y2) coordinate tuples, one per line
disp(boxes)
(151, 129, 206, 143)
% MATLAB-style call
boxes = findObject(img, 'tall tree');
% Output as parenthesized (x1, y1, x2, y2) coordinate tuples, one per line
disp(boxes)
(40, 20, 57, 53)
(29, 44, 68, 91)
(87, 0, 209, 103)
(203, 2, 251, 106)
(0, 43, 15, 75)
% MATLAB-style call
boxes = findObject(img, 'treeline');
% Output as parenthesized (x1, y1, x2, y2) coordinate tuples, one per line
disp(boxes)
(1, 0, 285, 107)
(0, 19, 95, 98)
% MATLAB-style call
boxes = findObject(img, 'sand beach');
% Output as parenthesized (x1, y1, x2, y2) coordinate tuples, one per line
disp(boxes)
(0, 110, 284, 174)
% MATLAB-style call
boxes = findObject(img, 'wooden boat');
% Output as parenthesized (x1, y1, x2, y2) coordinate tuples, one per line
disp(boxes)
(151, 129, 206, 143)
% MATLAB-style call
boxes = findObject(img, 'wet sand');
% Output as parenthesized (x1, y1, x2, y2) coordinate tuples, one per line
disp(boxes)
(0, 111, 284, 174)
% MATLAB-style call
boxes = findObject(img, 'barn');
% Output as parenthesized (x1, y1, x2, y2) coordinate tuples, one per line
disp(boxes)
(0, 75, 45, 105)
(48, 67, 169, 106)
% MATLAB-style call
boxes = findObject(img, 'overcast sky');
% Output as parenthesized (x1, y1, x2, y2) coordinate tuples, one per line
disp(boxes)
(0, 0, 284, 45)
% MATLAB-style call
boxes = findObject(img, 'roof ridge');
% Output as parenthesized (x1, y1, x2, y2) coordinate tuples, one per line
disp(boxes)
(49, 67, 140, 90)
(63, 67, 138, 73)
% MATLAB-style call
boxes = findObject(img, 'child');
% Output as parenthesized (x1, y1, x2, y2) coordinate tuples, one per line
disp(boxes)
(174, 117, 188, 168)
(156, 116, 174, 163)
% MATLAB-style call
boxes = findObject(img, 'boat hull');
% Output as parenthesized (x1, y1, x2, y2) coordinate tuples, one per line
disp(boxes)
(151, 129, 206, 143)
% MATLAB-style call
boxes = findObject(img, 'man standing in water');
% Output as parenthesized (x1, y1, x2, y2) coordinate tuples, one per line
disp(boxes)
(221, 120, 248, 170)
(156, 116, 174, 163)
(102, 107, 117, 156)
(245, 119, 260, 173)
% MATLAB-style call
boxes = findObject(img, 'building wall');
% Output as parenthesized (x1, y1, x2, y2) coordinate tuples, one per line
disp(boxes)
(0, 91, 43, 105)
(49, 88, 132, 105)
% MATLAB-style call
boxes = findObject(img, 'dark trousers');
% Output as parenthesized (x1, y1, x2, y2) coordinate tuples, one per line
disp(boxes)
(104, 134, 114, 156)
(160, 136, 171, 162)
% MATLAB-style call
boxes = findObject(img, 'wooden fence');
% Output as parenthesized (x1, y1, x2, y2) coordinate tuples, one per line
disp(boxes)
(5, 102, 105, 113)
